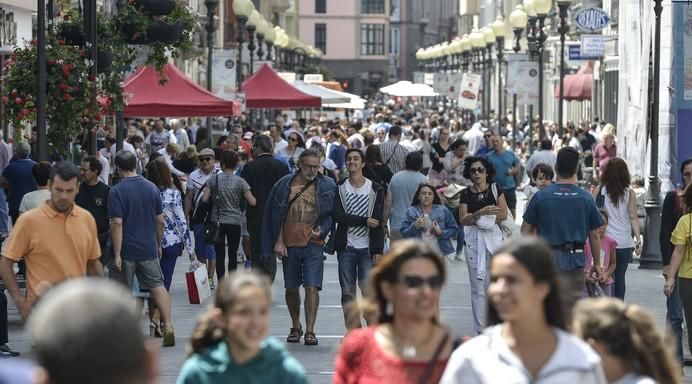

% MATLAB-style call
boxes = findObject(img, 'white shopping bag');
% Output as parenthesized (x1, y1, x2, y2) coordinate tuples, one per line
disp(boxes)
(186, 262, 211, 304)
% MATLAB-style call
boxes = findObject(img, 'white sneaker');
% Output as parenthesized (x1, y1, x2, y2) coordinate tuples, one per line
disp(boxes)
(209, 278, 215, 290)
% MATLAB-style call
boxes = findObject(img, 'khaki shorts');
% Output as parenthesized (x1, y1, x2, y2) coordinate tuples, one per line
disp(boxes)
(119, 259, 164, 290)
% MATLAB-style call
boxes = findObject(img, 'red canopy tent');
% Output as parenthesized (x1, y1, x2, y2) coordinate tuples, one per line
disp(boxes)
(242, 64, 321, 109)
(123, 63, 240, 117)
(554, 61, 594, 102)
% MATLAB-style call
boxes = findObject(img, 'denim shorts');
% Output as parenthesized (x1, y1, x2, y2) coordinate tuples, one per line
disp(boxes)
(193, 223, 216, 260)
(503, 187, 517, 210)
(337, 246, 372, 305)
(282, 243, 325, 290)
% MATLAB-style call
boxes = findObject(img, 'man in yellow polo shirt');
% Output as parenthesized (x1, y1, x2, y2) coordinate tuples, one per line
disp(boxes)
(0, 161, 103, 320)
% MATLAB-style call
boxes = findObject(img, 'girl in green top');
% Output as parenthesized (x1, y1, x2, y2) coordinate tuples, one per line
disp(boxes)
(176, 272, 308, 384)
(664, 184, 692, 358)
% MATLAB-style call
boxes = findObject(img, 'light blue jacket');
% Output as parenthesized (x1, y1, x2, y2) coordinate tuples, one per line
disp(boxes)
(400, 204, 458, 255)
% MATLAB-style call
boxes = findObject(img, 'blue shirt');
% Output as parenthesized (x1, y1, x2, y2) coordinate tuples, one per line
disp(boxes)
(486, 150, 519, 190)
(476, 146, 492, 157)
(108, 175, 163, 261)
(523, 183, 604, 271)
(2, 159, 36, 217)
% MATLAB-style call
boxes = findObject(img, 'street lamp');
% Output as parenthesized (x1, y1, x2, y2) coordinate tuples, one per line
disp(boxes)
(274, 27, 288, 70)
(557, 0, 571, 137)
(470, 29, 485, 120)
(255, 18, 267, 63)
(640, 0, 664, 269)
(232, 0, 253, 90)
(491, 16, 507, 125)
(460, 35, 471, 72)
(481, 26, 495, 122)
(264, 23, 276, 61)
(510, 5, 528, 53)
(204, 0, 219, 93)
(246, 10, 261, 75)
(524, 0, 548, 137)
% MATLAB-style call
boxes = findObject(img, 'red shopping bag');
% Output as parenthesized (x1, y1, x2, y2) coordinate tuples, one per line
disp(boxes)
(186, 262, 211, 304)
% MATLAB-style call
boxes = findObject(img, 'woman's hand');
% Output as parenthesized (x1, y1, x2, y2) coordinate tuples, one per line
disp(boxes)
(432, 221, 442, 236)
(415, 216, 426, 230)
(478, 205, 501, 216)
(664, 276, 676, 297)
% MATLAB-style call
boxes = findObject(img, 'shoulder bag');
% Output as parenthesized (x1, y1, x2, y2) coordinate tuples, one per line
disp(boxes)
(416, 331, 450, 384)
(595, 185, 605, 209)
(491, 183, 519, 239)
(203, 175, 222, 244)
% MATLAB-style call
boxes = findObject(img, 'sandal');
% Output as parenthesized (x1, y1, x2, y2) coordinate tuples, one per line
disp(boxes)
(286, 327, 303, 343)
(304, 332, 318, 346)
(149, 320, 163, 338)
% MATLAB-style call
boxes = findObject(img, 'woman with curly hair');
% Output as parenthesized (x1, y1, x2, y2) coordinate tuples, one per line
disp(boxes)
(573, 298, 680, 384)
(593, 157, 641, 299)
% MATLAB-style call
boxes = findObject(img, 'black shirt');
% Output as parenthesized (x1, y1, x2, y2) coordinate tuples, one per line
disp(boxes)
(240, 153, 289, 226)
(580, 133, 597, 166)
(459, 184, 504, 214)
(75, 181, 110, 234)
(364, 163, 393, 190)
(431, 142, 450, 172)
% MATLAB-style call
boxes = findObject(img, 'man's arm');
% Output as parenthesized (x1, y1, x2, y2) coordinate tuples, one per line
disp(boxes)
(0, 257, 21, 304)
(156, 214, 164, 252)
(86, 259, 104, 277)
(111, 218, 123, 269)
(521, 222, 536, 235)
(383, 191, 392, 225)
(184, 187, 194, 219)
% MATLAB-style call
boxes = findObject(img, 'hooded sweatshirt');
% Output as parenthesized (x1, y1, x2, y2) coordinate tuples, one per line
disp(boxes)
(176, 337, 308, 384)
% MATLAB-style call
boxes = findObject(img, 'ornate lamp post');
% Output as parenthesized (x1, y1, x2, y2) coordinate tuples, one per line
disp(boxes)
(264, 21, 276, 61)
(524, 0, 550, 137)
(232, 0, 253, 90)
(246, 10, 260, 75)
(510, 5, 528, 149)
(204, 0, 219, 138)
(557, 0, 571, 137)
(481, 26, 495, 123)
(470, 29, 485, 118)
(255, 18, 267, 62)
(460, 36, 471, 73)
(491, 16, 507, 124)
(640, 0, 664, 269)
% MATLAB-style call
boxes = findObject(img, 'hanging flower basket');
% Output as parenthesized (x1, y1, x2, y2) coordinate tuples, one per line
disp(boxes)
(134, 0, 176, 15)
(97, 50, 113, 73)
(146, 20, 183, 44)
(57, 24, 85, 46)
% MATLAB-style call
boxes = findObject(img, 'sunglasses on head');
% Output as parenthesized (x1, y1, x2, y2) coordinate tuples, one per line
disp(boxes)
(470, 167, 486, 174)
(400, 275, 444, 290)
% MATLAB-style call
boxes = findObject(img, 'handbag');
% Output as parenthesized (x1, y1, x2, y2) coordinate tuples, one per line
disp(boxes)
(191, 183, 211, 225)
(204, 175, 222, 244)
(595, 185, 605, 209)
(416, 331, 450, 384)
(185, 261, 212, 304)
(491, 183, 519, 239)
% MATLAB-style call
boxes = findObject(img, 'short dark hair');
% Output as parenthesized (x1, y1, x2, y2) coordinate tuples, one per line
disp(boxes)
(389, 125, 402, 137)
(252, 135, 273, 154)
(555, 147, 579, 179)
(462, 156, 496, 181)
(82, 156, 103, 176)
(487, 237, 566, 330)
(681, 158, 692, 176)
(411, 183, 442, 206)
(404, 151, 423, 171)
(540, 139, 552, 151)
(220, 151, 240, 170)
(365, 145, 383, 164)
(449, 138, 468, 152)
(33, 162, 52, 187)
(532, 163, 555, 181)
(345, 148, 364, 162)
(105, 136, 116, 145)
(49, 161, 80, 183)
(114, 150, 137, 172)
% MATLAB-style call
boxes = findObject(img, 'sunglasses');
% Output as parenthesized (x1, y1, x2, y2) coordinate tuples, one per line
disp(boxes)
(400, 275, 444, 290)
(199, 157, 213, 162)
(470, 167, 486, 174)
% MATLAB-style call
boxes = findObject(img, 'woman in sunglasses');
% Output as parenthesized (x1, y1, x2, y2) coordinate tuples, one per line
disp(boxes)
(278, 132, 305, 173)
(334, 240, 459, 384)
(459, 156, 507, 334)
(400, 183, 458, 257)
(441, 237, 607, 384)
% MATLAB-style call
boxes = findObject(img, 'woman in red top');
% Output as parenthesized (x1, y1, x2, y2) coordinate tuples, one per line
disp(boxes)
(333, 240, 458, 384)
(593, 125, 617, 181)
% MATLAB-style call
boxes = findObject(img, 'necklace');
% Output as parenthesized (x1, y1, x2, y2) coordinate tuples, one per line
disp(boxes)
(389, 324, 436, 359)
(473, 184, 488, 200)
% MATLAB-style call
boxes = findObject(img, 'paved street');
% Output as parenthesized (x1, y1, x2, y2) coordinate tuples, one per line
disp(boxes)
(4, 254, 690, 383)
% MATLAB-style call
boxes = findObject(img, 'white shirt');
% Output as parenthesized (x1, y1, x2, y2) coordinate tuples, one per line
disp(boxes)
(440, 325, 607, 384)
(345, 179, 371, 249)
(273, 138, 288, 154)
(463, 123, 485, 156)
(97, 155, 110, 185)
(525, 150, 557, 176)
(600, 186, 635, 249)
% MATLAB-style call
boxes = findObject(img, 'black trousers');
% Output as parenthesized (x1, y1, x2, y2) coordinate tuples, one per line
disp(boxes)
(0, 236, 9, 344)
(214, 224, 241, 280)
(248, 219, 277, 282)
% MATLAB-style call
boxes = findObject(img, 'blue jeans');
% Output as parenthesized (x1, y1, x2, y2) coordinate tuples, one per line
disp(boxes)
(160, 243, 181, 291)
(337, 247, 372, 306)
(667, 275, 684, 364)
(613, 248, 633, 299)
(446, 206, 464, 255)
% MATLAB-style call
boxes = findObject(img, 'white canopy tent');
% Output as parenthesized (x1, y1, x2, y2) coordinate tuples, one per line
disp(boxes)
(292, 81, 350, 104)
(320, 87, 366, 109)
(379, 80, 438, 97)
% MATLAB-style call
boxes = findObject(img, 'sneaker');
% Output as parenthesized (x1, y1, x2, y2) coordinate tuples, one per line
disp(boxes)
(162, 329, 175, 347)
(209, 278, 215, 290)
(0, 344, 19, 357)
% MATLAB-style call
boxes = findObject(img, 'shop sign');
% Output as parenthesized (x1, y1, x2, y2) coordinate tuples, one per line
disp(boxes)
(573, 6, 609, 33)
(0, 8, 17, 48)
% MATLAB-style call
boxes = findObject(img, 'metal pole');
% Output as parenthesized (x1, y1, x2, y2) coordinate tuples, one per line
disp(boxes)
(85, 0, 99, 154)
(640, 0, 663, 269)
(537, 51, 544, 139)
(496, 37, 504, 127)
(36, 0, 47, 161)
(512, 93, 517, 151)
(558, 2, 569, 138)
(528, 104, 534, 154)
(247, 25, 256, 75)
(235, 17, 247, 91)
(205, 0, 216, 148)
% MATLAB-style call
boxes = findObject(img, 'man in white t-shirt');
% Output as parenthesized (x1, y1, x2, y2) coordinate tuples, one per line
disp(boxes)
(270, 124, 288, 155)
(330, 148, 385, 329)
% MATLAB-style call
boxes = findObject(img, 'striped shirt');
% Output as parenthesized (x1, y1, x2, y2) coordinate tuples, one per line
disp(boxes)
(345, 179, 371, 249)
(380, 140, 408, 175)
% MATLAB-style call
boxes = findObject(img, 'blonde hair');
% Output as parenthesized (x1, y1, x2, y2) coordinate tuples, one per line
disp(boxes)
(573, 298, 680, 384)
(601, 123, 616, 141)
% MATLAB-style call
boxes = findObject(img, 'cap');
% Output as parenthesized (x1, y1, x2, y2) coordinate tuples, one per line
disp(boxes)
(242, 131, 254, 140)
(198, 148, 215, 157)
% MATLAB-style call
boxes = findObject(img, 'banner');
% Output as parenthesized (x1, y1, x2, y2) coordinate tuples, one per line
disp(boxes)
(457, 73, 481, 110)
(506, 59, 539, 105)
(211, 48, 238, 101)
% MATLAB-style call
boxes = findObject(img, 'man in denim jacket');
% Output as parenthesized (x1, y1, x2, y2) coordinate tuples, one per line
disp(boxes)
(261, 149, 336, 346)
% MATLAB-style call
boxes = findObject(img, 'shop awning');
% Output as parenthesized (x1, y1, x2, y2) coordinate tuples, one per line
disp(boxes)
(242, 64, 321, 109)
(554, 62, 593, 102)
(380, 80, 437, 97)
(292, 81, 351, 104)
(321, 87, 366, 109)
(123, 64, 240, 117)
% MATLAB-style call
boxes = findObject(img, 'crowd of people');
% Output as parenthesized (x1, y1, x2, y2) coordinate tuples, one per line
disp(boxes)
(0, 102, 684, 384)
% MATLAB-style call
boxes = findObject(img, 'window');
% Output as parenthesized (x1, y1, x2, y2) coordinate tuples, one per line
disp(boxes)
(361, 0, 385, 14)
(361, 23, 385, 56)
(315, 0, 326, 14)
(315, 23, 326, 54)
(389, 26, 399, 55)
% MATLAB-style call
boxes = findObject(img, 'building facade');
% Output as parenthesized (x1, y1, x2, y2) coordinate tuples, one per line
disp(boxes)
(298, 0, 389, 96)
